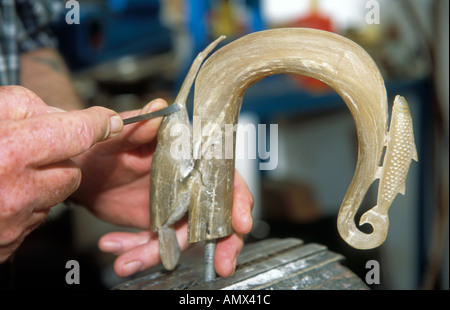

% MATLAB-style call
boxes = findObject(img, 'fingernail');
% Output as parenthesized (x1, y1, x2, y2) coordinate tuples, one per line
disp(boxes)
(222, 258, 236, 277)
(142, 100, 164, 114)
(123, 261, 143, 276)
(109, 115, 123, 138)
(142, 103, 153, 113)
(100, 241, 122, 253)
(229, 258, 237, 276)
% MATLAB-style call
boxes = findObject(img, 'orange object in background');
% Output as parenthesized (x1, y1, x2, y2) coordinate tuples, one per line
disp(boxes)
(292, 0, 335, 92)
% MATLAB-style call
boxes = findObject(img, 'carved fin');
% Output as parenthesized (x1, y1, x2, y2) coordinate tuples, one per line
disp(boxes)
(158, 226, 180, 271)
(412, 143, 418, 162)
(398, 182, 406, 195)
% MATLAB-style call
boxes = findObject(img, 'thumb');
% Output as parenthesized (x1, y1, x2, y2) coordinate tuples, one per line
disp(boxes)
(10, 106, 124, 167)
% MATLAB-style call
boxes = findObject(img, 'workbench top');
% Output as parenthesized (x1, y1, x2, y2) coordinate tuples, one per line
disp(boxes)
(114, 238, 369, 290)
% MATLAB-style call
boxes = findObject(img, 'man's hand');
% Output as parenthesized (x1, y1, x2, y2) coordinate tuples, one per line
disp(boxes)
(0, 86, 123, 262)
(97, 171, 253, 278)
(0, 85, 254, 278)
(73, 99, 254, 278)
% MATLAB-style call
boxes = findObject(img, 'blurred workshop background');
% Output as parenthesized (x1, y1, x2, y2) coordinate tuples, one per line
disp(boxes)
(10, 0, 448, 290)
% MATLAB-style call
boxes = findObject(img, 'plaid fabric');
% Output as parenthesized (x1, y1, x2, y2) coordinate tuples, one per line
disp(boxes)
(0, 0, 63, 85)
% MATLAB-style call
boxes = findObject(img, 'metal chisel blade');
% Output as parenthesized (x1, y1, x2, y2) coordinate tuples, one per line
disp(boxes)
(122, 104, 180, 125)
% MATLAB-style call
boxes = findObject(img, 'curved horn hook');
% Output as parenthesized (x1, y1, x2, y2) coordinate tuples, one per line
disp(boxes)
(151, 28, 417, 270)
(189, 28, 389, 245)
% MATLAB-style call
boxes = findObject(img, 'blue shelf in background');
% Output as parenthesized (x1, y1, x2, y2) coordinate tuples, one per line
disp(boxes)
(238, 74, 431, 123)
(53, 0, 172, 72)
(185, 74, 430, 124)
(241, 75, 343, 120)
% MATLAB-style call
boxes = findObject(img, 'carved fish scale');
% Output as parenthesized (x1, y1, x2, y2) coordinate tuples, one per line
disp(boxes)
(378, 95, 418, 207)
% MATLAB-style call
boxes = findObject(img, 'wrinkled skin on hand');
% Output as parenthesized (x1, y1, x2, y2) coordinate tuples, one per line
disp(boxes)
(0, 86, 253, 278)
(0, 86, 122, 262)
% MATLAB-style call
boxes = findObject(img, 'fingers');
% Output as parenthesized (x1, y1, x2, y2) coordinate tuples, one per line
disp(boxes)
(99, 219, 190, 278)
(5, 106, 123, 167)
(0, 197, 51, 263)
(99, 231, 161, 277)
(29, 159, 82, 211)
(100, 232, 244, 279)
(104, 98, 168, 152)
(232, 170, 254, 235)
(211, 171, 253, 277)
(213, 171, 253, 277)
(1, 87, 168, 169)
(1, 86, 123, 168)
(215, 233, 244, 277)
(97, 169, 254, 278)
(99, 231, 151, 254)
(1, 86, 124, 260)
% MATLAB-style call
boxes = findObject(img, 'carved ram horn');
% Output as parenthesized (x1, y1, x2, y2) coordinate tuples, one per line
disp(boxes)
(150, 28, 417, 270)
